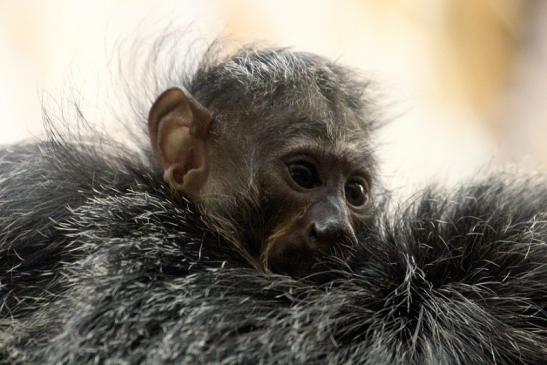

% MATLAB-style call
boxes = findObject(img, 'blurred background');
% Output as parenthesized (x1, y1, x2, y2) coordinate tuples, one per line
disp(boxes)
(1, 0, 546, 193)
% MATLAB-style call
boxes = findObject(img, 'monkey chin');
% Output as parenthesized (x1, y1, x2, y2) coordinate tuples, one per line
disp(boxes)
(262, 237, 335, 280)
(267, 245, 315, 279)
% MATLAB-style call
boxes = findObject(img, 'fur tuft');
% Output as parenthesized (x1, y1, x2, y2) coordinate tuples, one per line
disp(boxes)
(1, 39, 546, 364)
(1, 136, 546, 364)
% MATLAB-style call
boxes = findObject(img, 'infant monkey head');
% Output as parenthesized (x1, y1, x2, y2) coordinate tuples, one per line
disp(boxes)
(148, 48, 376, 278)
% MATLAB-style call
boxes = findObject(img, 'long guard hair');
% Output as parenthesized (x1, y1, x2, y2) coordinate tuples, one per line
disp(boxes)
(0, 36, 546, 364)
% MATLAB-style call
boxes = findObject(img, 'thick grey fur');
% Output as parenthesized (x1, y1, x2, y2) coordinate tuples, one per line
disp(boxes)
(0, 46, 546, 364)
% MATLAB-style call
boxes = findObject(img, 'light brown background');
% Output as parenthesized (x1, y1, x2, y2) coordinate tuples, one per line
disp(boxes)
(1, 0, 546, 192)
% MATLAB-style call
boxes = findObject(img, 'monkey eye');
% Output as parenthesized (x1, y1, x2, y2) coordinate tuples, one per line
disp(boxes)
(287, 161, 320, 189)
(345, 180, 368, 207)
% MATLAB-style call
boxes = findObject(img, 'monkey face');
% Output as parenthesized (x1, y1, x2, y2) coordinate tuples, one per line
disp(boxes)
(258, 139, 374, 278)
(149, 88, 376, 278)
(148, 48, 377, 279)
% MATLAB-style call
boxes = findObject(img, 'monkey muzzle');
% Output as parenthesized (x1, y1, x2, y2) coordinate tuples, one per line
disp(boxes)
(262, 223, 356, 279)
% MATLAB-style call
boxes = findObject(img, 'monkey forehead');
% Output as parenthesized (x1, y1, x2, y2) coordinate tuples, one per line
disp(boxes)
(259, 109, 371, 141)
(191, 48, 374, 121)
(258, 116, 376, 168)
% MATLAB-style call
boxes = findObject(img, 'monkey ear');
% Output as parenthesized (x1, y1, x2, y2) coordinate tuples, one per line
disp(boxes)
(148, 87, 213, 197)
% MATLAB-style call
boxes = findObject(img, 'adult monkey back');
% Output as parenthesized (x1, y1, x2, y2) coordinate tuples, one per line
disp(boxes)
(146, 48, 377, 277)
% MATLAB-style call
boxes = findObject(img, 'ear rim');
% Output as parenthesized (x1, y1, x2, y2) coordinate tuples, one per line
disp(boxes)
(148, 87, 213, 158)
(148, 87, 214, 195)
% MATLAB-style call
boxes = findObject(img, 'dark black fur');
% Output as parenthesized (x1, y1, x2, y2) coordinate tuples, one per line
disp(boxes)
(1, 139, 546, 364)
(1, 45, 546, 364)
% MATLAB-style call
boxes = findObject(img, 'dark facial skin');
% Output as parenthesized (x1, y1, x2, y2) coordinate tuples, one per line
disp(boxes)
(255, 123, 374, 277)
(148, 48, 376, 278)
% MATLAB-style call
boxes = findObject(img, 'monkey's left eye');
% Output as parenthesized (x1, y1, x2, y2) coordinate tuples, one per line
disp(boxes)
(287, 161, 320, 189)
(345, 180, 367, 207)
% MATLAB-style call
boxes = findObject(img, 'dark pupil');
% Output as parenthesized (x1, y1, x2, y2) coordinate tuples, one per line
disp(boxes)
(288, 162, 318, 189)
(346, 182, 366, 206)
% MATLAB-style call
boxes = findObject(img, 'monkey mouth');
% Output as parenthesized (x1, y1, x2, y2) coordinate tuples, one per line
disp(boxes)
(266, 245, 318, 278)
(263, 239, 339, 279)
(261, 227, 356, 279)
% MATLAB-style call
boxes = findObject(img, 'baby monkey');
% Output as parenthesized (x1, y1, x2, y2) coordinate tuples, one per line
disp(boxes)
(148, 48, 377, 278)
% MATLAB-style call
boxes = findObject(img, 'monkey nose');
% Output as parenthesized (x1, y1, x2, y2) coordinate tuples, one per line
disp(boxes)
(307, 220, 356, 250)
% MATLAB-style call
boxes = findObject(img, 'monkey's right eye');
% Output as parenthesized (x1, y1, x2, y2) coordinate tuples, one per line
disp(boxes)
(287, 161, 320, 189)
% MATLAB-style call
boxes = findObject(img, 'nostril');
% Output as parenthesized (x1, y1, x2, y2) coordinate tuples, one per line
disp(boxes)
(308, 224, 318, 243)
(311, 222, 350, 246)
